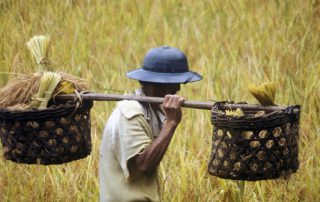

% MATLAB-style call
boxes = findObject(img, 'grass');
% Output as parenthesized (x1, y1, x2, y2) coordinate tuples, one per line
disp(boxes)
(0, 0, 319, 201)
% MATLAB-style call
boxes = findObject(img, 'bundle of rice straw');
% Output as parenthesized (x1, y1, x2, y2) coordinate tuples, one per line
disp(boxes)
(0, 35, 88, 110)
(0, 73, 42, 108)
(30, 72, 61, 109)
(26, 35, 51, 71)
(248, 82, 276, 106)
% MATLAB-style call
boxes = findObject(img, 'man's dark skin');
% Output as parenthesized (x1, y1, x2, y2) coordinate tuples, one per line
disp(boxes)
(130, 83, 185, 173)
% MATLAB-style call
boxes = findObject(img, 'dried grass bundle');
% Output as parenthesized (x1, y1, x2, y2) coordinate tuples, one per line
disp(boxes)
(0, 35, 89, 110)
(0, 72, 89, 109)
(0, 73, 41, 108)
(26, 35, 51, 71)
(31, 72, 61, 109)
(58, 72, 88, 93)
(248, 82, 276, 106)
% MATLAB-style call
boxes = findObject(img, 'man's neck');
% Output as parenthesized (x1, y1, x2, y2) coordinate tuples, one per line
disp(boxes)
(141, 85, 154, 97)
(140, 86, 162, 110)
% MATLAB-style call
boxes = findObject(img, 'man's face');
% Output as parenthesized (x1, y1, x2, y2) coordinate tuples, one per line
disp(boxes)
(153, 83, 181, 97)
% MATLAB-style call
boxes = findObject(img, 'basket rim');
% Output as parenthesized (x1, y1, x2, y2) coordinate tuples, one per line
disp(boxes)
(212, 103, 300, 119)
(211, 103, 300, 130)
(0, 100, 93, 121)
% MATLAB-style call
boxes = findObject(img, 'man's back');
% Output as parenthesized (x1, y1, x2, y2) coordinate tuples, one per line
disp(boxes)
(99, 100, 160, 202)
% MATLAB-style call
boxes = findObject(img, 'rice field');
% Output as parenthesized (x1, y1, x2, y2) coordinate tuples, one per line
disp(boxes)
(0, 0, 319, 201)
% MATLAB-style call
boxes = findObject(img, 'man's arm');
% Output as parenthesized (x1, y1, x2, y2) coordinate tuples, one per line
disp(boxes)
(131, 94, 185, 173)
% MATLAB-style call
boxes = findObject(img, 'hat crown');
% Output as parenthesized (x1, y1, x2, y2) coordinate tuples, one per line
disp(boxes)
(126, 46, 202, 83)
(142, 46, 189, 73)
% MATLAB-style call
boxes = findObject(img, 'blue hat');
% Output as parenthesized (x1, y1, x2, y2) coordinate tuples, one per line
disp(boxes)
(126, 46, 202, 84)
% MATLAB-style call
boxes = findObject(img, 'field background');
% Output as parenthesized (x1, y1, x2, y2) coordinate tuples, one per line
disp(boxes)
(0, 0, 319, 201)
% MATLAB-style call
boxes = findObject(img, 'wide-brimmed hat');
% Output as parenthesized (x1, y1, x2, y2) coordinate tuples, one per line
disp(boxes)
(126, 46, 202, 84)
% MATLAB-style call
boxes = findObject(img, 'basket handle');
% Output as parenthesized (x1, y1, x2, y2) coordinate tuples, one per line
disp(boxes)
(55, 93, 299, 112)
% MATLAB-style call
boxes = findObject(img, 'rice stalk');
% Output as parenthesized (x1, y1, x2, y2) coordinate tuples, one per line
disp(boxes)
(248, 82, 276, 106)
(54, 80, 75, 95)
(26, 35, 51, 71)
(0, 34, 89, 109)
(0, 73, 42, 108)
(30, 72, 61, 109)
(225, 108, 244, 117)
(57, 72, 89, 94)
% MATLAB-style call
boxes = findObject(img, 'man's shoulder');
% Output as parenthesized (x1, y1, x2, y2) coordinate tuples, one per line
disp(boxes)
(117, 100, 144, 119)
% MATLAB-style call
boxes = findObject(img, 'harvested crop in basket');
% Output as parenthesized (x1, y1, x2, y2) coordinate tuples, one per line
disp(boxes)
(218, 108, 244, 117)
(55, 80, 76, 94)
(210, 100, 300, 181)
(26, 35, 51, 71)
(225, 108, 244, 117)
(248, 82, 276, 106)
(0, 35, 93, 165)
(0, 35, 88, 109)
(31, 72, 61, 109)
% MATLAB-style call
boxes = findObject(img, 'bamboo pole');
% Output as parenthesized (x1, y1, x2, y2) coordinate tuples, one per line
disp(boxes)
(55, 93, 299, 113)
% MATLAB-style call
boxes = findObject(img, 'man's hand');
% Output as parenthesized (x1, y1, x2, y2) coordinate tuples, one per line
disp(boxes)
(162, 94, 185, 126)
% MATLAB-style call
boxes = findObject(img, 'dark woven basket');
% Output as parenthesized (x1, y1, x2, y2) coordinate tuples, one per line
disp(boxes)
(208, 102, 300, 181)
(0, 100, 93, 165)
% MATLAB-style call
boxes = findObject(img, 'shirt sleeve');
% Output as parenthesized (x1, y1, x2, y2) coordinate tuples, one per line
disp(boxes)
(112, 112, 152, 182)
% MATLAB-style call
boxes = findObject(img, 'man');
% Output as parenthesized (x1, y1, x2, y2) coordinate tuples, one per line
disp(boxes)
(99, 46, 202, 201)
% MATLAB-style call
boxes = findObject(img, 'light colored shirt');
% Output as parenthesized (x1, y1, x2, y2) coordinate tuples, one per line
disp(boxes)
(99, 89, 165, 202)
(133, 88, 166, 138)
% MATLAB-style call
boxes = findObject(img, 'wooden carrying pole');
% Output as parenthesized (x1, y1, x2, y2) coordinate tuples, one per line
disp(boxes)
(56, 93, 298, 113)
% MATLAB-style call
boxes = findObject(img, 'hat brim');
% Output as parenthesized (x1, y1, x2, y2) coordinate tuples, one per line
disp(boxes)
(126, 68, 202, 84)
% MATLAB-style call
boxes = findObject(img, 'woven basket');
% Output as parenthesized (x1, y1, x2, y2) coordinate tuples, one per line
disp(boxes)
(0, 100, 93, 165)
(208, 102, 300, 181)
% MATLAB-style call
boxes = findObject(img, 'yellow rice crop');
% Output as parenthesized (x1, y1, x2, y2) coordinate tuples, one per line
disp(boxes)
(0, 1, 319, 201)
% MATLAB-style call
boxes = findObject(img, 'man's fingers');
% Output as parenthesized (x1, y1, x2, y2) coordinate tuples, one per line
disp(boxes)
(163, 95, 185, 109)
(174, 96, 185, 108)
(177, 96, 185, 107)
(163, 94, 173, 107)
(163, 94, 171, 105)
